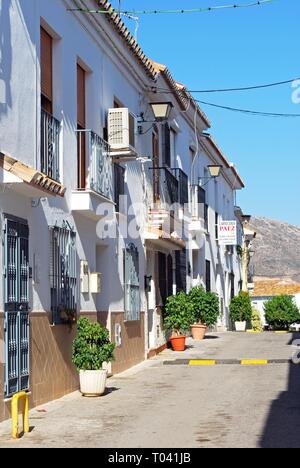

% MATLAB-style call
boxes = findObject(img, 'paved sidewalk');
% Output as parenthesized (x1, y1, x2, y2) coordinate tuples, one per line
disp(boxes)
(0, 332, 299, 448)
(154, 331, 298, 361)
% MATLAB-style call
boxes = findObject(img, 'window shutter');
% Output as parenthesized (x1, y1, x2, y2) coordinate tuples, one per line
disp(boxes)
(162, 123, 171, 167)
(40, 27, 53, 102)
(77, 64, 86, 128)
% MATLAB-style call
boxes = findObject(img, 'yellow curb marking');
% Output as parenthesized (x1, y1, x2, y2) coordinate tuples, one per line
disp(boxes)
(274, 331, 289, 334)
(241, 360, 268, 365)
(189, 360, 216, 366)
(246, 330, 262, 334)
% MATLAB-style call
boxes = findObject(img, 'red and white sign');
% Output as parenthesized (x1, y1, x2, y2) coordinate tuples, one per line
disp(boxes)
(218, 221, 237, 246)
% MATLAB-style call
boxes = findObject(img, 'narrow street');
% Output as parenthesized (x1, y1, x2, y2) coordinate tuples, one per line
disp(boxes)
(1, 332, 299, 449)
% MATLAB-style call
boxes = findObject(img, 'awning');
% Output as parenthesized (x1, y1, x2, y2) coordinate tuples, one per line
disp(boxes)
(0, 152, 66, 197)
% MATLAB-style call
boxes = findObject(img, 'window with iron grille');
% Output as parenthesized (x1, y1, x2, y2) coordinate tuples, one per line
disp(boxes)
(49, 224, 77, 325)
(124, 244, 140, 321)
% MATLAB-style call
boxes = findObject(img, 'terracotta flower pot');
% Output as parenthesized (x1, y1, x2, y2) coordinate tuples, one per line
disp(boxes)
(191, 323, 207, 340)
(170, 335, 186, 351)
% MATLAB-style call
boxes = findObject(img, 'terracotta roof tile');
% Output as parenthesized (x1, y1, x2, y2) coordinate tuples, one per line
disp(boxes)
(252, 280, 300, 297)
(95, 1, 157, 79)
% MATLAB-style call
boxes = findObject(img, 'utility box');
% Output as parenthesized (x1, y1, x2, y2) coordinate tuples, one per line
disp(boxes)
(90, 273, 101, 294)
(80, 261, 89, 294)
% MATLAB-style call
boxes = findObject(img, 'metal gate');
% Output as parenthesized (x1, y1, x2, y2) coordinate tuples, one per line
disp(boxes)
(3, 216, 30, 398)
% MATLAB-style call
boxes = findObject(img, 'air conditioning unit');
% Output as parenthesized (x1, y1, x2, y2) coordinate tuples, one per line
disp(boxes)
(108, 108, 137, 160)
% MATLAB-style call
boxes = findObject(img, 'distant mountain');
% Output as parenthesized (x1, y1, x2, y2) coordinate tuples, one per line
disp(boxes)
(249, 217, 300, 282)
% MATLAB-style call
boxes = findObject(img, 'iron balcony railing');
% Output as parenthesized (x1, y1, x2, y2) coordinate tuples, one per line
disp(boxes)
(151, 167, 189, 208)
(77, 129, 113, 201)
(173, 168, 189, 206)
(41, 110, 60, 182)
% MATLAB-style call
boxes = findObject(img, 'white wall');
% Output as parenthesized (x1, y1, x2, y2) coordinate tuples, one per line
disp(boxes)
(0, 0, 245, 354)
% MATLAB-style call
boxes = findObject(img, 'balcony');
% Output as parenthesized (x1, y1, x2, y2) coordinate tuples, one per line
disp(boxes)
(0, 151, 65, 198)
(71, 130, 114, 220)
(144, 167, 188, 251)
(41, 110, 60, 182)
(151, 167, 189, 209)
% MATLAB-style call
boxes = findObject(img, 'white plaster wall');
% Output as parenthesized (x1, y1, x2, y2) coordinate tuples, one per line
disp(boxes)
(0, 0, 244, 348)
(0, 0, 153, 318)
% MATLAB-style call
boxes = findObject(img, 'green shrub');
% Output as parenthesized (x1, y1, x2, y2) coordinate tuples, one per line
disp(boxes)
(188, 287, 220, 327)
(264, 295, 300, 330)
(229, 291, 252, 323)
(251, 307, 263, 332)
(72, 317, 115, 371)
(164, 291, 193, 336)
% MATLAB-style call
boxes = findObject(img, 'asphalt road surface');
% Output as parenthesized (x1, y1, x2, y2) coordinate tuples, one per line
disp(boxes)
(0, 332, 299, 448)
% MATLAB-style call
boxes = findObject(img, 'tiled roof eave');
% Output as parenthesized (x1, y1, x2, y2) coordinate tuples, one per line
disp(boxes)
(95, 1, 157, 80)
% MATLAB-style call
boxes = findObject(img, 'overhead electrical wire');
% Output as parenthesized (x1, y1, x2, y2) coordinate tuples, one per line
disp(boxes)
(152, 77, 300, 94)
(68, 0, 277, 16)
(193, 99, 300, 117)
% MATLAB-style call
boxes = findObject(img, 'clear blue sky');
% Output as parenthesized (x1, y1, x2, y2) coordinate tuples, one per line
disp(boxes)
(114, 0, 300, 226)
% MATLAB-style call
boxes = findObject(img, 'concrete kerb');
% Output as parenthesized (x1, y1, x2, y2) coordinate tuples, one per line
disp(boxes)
(163, 359, 295, 366)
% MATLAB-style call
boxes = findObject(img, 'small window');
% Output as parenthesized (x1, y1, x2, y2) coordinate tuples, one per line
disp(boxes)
(124, 244, 140, 321)
(50, 224, 77, 324)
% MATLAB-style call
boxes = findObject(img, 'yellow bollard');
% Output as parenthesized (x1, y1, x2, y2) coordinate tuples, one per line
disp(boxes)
(11, 392, 29, 439)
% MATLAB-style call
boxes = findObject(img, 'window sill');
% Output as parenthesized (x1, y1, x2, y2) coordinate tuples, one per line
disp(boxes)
(4, 391, 31, 403)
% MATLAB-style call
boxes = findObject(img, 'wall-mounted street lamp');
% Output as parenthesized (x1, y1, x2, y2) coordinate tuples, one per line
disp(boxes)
(149, 102, 173, 122)
(138, 102, 174, 135)
(199, 165, 223, 187)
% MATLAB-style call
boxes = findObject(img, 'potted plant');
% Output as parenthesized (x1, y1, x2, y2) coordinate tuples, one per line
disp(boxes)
(229, 291, 252, 331)
(72, 317, 115, 396)
(264, 295, 300, 331)
(188, 287, 220, 340)
(251, 307, 263, 332)
(164, 292, 193, 351)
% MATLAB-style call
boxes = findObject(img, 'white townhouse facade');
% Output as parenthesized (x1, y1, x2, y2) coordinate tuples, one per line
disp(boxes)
(0, 0, 245, 421)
